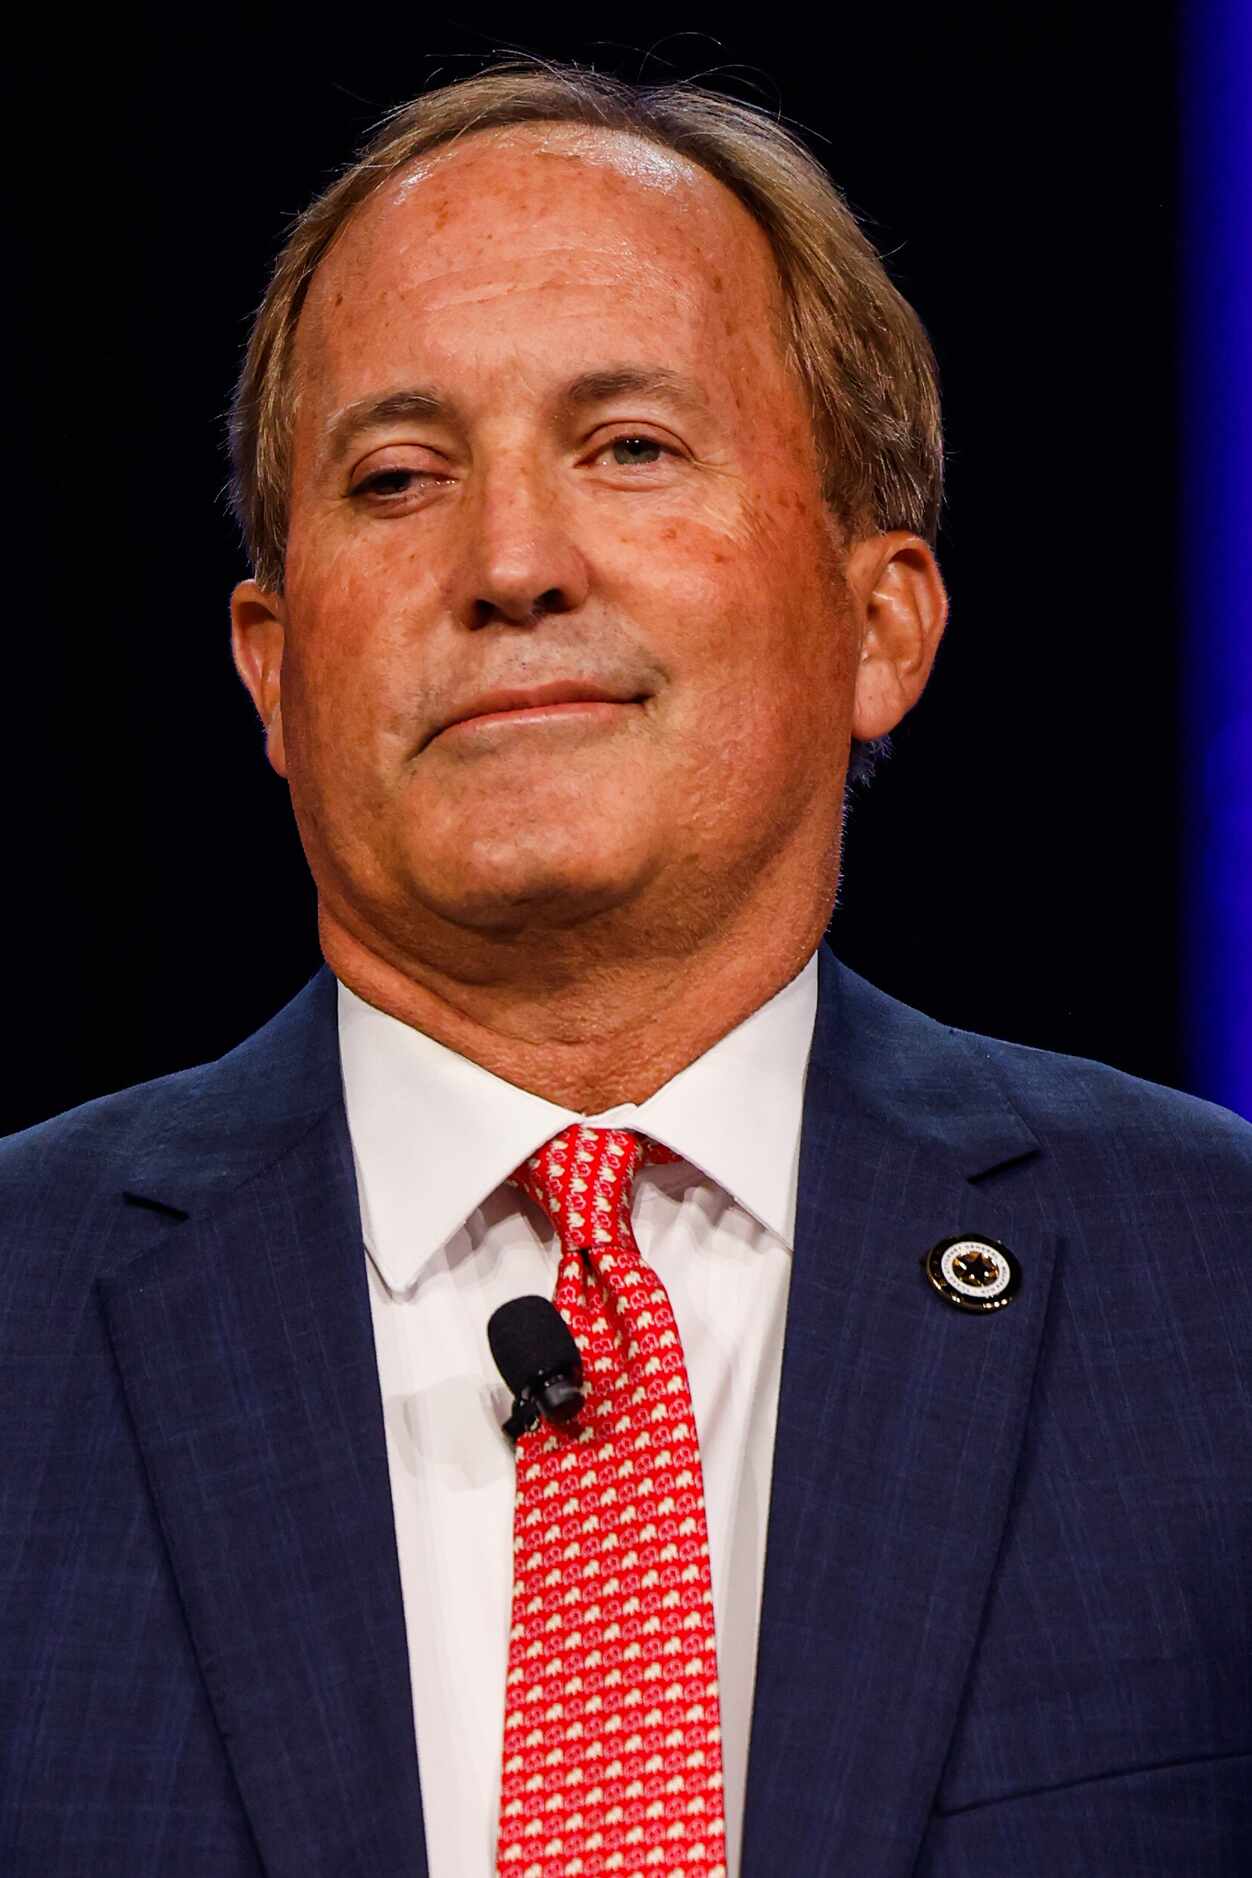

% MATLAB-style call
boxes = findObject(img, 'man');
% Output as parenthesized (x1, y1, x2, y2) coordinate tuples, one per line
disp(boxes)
(2, 60, 1249, 1878)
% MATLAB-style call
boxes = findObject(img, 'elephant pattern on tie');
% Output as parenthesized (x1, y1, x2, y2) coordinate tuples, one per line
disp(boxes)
(499, 1125, 728, 1878)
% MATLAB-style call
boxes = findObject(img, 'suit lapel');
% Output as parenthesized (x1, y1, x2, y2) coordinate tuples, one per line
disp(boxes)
(742, 950, 1058, 1876)
(99, 972, 426, 1878)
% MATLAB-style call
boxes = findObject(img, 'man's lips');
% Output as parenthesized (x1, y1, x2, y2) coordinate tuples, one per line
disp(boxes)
(426, 681, 646, 747)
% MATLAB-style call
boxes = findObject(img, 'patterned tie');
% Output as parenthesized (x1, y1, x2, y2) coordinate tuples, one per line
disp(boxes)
(496, 1124, 728, 1878)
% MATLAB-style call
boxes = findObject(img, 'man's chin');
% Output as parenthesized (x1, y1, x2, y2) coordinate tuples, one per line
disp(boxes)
(392, 813, 663, 930)
(412, 867, 643, 941)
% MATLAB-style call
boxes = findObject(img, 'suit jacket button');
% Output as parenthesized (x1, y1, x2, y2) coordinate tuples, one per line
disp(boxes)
(922, 1236, 1021, 1311)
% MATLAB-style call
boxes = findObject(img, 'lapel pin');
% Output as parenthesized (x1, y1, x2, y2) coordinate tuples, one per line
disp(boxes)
(922, 1235, 1021, 1312)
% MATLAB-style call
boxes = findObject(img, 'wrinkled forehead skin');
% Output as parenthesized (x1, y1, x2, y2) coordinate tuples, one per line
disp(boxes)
(287, 120, 814, 500)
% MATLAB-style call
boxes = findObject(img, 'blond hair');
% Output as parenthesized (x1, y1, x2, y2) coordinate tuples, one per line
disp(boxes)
(228, 60, 943, 595)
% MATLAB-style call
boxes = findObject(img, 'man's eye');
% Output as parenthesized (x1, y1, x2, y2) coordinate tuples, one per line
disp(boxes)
(601, 436, 666, 467)
(353, 467, 423, 498)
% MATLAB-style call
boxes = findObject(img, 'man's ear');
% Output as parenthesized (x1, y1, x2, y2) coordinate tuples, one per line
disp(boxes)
(845, 532, 948, 742)
(231, 580, 289, 777)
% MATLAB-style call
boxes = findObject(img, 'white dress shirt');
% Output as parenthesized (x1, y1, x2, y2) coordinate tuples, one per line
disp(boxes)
(337, 955, 818, 1878)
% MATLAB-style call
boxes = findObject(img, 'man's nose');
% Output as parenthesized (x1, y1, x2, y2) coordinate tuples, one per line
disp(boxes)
(455, 455, 591, 628)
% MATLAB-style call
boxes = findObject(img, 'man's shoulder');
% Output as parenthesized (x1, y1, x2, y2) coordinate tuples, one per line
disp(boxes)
(2, 1058, 219, 1196)
(832, 955, 1252, 1188)
(956, 1014, 1251, 1172)
(0, 969, 342, 1282)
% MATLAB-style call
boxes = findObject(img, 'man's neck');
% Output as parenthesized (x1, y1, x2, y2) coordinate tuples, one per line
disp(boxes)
(319, 902, 829, 1113)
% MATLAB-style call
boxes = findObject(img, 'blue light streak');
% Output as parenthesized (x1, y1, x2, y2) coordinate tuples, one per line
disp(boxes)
(1181, 2, 1252, 1117)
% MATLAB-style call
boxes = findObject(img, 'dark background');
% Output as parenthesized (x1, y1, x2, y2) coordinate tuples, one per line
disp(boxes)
(9, 5, 1182, 1136)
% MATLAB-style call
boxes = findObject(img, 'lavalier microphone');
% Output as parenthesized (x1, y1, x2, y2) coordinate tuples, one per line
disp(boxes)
(487, 1294, 585, 1440)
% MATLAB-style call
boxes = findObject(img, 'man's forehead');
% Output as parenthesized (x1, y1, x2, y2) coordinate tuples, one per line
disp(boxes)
(386, 120, 703, 205)
(308, 121, 778, 317)
(292, 122, 794, 441)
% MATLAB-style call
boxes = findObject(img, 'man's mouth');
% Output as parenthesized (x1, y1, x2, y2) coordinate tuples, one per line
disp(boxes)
(426, 681, 647, 747)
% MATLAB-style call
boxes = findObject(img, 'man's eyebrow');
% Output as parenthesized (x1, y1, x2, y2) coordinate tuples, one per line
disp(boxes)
(323, 387, 457, 464)
(322, 366, 709, 465)
(559, 366, 710, 416)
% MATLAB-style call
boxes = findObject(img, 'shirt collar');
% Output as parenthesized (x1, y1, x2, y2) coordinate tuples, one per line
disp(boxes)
(337, 955, 818, 1295)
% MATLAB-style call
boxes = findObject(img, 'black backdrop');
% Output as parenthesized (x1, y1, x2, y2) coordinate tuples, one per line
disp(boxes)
(9, 6, 1181, 1137)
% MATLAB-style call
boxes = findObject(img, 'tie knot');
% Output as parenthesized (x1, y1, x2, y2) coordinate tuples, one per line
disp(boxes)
(510, 1124, 678, 1256)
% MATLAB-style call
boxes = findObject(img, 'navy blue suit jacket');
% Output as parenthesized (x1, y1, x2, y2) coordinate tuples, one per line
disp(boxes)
(3, 949, 1251, 1874)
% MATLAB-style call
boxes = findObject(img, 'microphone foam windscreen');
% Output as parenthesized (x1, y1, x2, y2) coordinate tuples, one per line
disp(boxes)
(488, 1295, 580, 1395)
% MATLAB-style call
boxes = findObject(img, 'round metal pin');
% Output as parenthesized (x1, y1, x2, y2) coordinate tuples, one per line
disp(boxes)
(922, 1235, 1021, 1312)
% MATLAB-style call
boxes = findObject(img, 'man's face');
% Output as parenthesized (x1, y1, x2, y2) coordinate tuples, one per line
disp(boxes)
(239, 125, 878, 963)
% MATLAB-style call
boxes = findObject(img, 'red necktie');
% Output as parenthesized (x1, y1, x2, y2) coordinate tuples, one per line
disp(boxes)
(496, 1124, 728, 1877)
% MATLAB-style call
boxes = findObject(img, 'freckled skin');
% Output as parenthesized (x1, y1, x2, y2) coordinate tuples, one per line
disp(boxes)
(231, 124, 947, 1108)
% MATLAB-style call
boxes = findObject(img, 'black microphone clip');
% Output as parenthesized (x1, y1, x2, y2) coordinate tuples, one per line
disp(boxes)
(488, 1294, 585, 1442)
